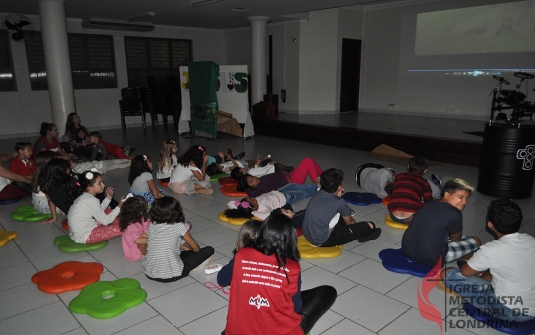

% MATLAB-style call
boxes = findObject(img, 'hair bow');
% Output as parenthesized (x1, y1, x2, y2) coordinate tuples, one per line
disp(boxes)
(234, 200, 250, 209)
(198, 146, 204, 151)
(143, 155, 147, 160)
(90, 168, 98, 172)
(85, 172, 94, 180)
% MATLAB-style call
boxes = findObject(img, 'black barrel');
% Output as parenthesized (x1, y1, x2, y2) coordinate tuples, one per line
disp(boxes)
(477, 122, 535, 199)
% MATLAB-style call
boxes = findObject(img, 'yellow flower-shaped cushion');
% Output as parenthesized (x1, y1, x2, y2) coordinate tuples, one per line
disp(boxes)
(0, 230, 18, 247)
(297, 236, 342, 259)
(384, 214, 409, 230)
(218, 212, 261, 226)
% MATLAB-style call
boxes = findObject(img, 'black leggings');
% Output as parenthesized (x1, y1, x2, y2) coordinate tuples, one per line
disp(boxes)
(322, 216, 374, 247)
(146, 246, 215, 283)
(300, 285, 337, 334)
(356, 163, 384, 187)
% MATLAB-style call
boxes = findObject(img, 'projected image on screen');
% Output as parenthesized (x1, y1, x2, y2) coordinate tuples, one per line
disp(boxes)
(415, 1, 535, 56)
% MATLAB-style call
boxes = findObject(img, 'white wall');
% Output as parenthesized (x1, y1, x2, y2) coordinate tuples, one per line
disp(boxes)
(0, 13, 226, 137)
(298, 9, 339, 113)
(360, 0, 517, 120)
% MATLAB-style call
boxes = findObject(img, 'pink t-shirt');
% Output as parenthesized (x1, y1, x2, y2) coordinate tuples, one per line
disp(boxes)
(122, 219, 150, 261)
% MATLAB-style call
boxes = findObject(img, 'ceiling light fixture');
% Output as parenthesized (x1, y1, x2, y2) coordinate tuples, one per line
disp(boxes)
(128, 12, 155, 22)
(231, 8, 249, 12)
(188, 0, 224, 7)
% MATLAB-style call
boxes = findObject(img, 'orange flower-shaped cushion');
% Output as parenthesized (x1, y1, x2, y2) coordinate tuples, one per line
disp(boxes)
(61, 219, 69, 230)
(220, 185, 247, 197)
(218, 177, 237, 186)
(31, 261, 104, 294)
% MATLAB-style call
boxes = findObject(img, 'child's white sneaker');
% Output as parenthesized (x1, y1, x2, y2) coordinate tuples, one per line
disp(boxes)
(205, 263, 223, 275)
(191, 254, 215, 272)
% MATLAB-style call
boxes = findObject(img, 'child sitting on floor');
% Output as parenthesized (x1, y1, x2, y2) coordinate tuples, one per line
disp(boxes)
(232, 219, 262, 254)
(68, 170, 123, 244)
(143, 196, 214, 282)
(128, 155, 166, 206)
(401, 178, 481, 266)
(119, 196, 150, 261)
(289, 168, 381, 247)
(169, 145, 213, 195)
(9, 142, 35, 195)
(387, 156, 433, 224)
(442, 199, 535, 322)
(156, 139, 178, 184)
(31, 151, 61, 217)
(88, 131, 132, 159)
(217, 213, 337, 335)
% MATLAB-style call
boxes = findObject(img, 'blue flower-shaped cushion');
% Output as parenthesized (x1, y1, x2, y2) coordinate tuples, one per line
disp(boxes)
(342, 192, 381, 206)
(378, 248, 433, 278)
(462, 303, 535, 335)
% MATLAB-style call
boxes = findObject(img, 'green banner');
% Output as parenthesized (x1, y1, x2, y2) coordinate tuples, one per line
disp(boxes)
(190, 102, 218, 136)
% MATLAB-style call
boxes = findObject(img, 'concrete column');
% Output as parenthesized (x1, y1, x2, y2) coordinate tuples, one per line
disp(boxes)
(38, 0, 75, 134)
(247, 16, 270, 106)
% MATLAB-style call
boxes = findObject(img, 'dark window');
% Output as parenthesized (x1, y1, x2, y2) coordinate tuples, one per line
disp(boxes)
(0, 30, 16, 91)
(124, 37, 191, 87)
(25, 32, 117, 90)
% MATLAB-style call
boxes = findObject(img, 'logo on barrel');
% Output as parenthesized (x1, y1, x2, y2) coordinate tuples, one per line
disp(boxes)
(517, 144, 534, 170)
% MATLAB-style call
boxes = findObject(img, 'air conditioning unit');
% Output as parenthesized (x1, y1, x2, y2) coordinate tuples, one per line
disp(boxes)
(82, 18, 154, 32)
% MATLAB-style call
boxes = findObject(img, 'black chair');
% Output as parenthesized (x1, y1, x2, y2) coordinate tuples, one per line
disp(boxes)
(146, 76, 166, 126)
(147, 75, 180, 128)
(119, 87, 146, 131)
(138, 87, 157, 126)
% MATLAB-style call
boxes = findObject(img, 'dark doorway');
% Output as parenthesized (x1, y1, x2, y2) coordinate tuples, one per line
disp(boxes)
(340, 38, 361, 113)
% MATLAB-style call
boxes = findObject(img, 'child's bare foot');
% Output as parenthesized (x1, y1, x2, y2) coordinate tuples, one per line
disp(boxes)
(196, 189, 213, 195)
(253, 154, 261, 166)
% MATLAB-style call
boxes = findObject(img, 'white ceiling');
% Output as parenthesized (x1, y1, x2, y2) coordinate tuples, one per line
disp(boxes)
(0, 0, 421, 30)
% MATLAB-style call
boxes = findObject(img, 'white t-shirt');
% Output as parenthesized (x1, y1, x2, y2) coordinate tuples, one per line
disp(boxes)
(468, 232, 535, 314)
(227, 190, 286, 220)
(170, 164, 202, 183)
(219, 160, 245, 174)
(248, 164, 276, 177)
(68, 192, 120, 243)
(0, 175, 11, 192)
(157, 156, 177, 179)
(359, 168, 393, 199)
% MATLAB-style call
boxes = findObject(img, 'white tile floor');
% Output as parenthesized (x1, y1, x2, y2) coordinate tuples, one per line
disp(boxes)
(1, 121, 534, 335)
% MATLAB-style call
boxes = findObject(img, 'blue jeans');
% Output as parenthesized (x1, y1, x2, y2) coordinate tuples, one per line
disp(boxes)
(444, 268, 535, 322)
(278, 183, 317, 205)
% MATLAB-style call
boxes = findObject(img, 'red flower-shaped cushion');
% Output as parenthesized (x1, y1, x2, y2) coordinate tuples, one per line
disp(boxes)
(31, 261, 104, 294)
(220, 185, 247, 197)
(218, 177, 237, 186)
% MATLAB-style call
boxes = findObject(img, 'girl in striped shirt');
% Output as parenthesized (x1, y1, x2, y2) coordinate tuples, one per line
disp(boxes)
(142, 196, 214, 282)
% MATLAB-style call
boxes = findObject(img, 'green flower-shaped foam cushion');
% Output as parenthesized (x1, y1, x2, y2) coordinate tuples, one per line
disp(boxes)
(11, 205, 52, 222)
(69, 278, 147, 319)
(54, 235, 108, 252)
(210, 173, 227, 182)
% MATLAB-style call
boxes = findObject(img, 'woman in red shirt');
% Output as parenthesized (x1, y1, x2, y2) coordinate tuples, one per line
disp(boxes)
(218, 214, 336, 335)
(33, 122, 73, 160)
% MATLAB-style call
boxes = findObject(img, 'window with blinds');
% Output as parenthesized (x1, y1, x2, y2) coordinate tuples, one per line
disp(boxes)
(124, 36, 191, 87)
(25, 32, 117, 90)
(0, 30, 16, 91)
